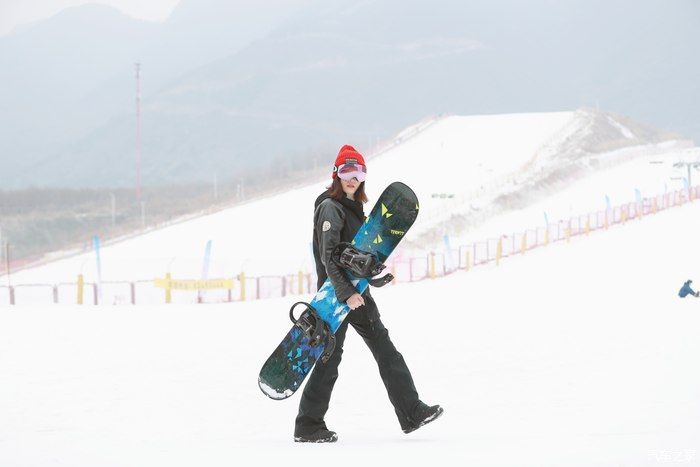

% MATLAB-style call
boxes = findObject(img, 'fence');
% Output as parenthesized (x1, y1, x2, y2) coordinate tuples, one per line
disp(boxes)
(1, 185, 697, 305)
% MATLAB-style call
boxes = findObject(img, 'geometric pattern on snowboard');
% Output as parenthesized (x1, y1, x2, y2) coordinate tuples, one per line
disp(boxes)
(258, 181, 419, 399)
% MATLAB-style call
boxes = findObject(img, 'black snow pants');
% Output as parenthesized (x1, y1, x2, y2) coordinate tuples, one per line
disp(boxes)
(294, 294, 420, 435)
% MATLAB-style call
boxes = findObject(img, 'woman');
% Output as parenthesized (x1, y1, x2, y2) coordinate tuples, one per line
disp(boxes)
(294, 145, 443, 443)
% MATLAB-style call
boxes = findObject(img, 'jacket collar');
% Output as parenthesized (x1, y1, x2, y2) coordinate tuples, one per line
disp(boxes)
(315, 191, 364, 220)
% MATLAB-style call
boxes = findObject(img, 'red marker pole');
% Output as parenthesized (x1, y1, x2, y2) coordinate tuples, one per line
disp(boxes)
(5, 242, 10, 288)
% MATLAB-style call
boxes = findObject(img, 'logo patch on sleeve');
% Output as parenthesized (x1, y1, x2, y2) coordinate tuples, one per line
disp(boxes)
(322, 220, 331, 232)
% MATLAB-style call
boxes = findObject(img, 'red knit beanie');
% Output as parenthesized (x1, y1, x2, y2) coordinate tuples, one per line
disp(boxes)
(332, 145, 366, 179)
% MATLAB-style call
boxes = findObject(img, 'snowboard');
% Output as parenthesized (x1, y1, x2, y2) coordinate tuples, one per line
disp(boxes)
(258, 181, 419, 400)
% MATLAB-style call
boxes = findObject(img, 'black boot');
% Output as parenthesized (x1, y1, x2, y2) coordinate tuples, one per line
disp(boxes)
(294, 428, 338, 443)
(403, 401, 444, 434)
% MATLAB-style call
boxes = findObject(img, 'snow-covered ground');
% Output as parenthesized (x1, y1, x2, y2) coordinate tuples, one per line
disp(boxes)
(2, 198, 699, 466)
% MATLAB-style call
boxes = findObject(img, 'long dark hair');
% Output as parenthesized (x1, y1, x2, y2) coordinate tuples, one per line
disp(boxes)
(326, 177, 368, 203)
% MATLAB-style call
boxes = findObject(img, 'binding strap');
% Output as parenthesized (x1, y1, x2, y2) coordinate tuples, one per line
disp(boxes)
(288, 301, 336, 363)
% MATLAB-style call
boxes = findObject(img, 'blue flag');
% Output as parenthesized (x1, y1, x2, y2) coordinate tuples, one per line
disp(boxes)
(93, 236, 103, 303)
(201, 240, 212, 279)
(443, 234, 454, 271)
(605, 195, 611, 211)
(198, 240, 213, 302)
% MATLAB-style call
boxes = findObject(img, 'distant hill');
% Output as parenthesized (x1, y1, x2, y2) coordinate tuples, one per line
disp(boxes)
(0, 0, 313, 187)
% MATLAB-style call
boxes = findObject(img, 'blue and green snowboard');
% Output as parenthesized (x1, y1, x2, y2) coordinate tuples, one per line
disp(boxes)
(258, 182, 419, 400)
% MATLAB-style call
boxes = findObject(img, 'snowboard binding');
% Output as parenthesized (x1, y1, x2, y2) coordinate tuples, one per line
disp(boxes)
(289, 301, 336, 364)
(331, 242, 394, 287)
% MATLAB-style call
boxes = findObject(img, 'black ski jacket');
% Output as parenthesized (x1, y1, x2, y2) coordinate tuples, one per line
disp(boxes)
(312, 191, 370, 303)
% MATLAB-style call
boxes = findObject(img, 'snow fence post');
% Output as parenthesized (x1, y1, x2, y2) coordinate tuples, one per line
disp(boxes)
(77, 274, 84, 305)
(238, 273, 246, 301)
(164, 273, 172, 304)
(496, 238, 502, 266)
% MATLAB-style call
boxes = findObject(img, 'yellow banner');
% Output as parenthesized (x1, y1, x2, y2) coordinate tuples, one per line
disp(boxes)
(154, 278, 234, 290)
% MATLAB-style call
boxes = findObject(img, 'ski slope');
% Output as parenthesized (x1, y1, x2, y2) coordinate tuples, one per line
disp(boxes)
(1, 198, 699, 466)
(450, 144, 698, 247)
(8, 111, 578, 284)
(7, 109, 692, 290)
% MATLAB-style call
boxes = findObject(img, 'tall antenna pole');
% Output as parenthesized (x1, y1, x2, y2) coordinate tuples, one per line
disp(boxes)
(135, 62, 142, 200)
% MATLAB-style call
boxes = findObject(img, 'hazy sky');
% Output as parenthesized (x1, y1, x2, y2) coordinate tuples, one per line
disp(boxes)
(0, 0, 180, 35)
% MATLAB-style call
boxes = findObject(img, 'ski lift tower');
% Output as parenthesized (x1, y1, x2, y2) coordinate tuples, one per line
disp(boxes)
(673, 156, 700, 186)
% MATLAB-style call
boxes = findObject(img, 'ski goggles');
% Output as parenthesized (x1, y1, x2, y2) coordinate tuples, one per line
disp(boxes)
(335, 163, 367, 182)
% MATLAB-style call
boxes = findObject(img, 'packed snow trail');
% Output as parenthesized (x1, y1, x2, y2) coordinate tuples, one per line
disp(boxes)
(1, 200, 699, 466)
